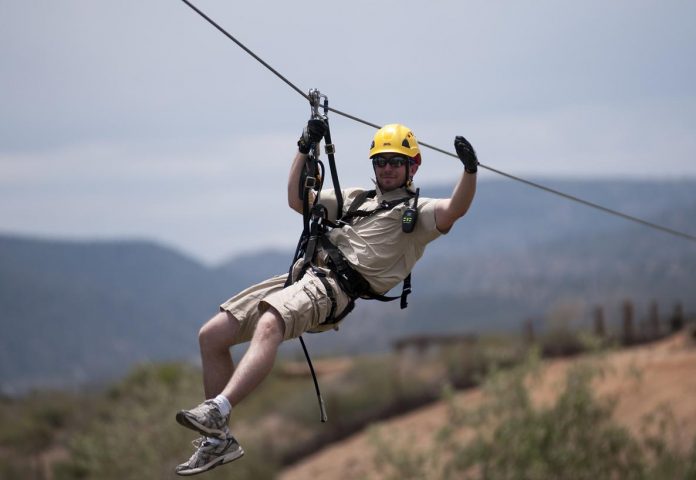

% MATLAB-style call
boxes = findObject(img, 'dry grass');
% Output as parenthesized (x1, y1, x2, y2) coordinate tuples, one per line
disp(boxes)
(281, 330, 696, 479)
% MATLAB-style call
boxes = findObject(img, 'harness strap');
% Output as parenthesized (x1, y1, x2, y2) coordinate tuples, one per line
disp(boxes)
(286, 94, 415, 422)
(291, 91, 343, 424)
(313, 270, 336, 320)
(401, 273, 412, 309)
(343, 189, 376, 223)
(322, 116, 343, 219)
(338, 189, 415, 226)
(318, 236, 412, 308)
(301, 205, 328, 271)
(312, 268, 356, 330)
(319, 236, 371, 298)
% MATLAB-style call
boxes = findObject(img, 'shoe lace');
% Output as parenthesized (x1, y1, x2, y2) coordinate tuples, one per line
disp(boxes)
(184, 437, 208, 464)
(191, 437, 205, 450)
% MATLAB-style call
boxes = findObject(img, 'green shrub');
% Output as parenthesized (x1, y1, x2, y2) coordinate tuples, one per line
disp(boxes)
(0, 391, 83, 453)
(371, 353, 696, 480)
(53, 362, 279, 480)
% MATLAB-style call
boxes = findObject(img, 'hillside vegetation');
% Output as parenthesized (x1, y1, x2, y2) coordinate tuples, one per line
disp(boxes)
(2, 326, 696, 479)
(283, 329, 696, 480)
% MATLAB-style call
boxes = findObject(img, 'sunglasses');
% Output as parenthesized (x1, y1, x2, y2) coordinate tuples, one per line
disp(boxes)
(371, 155, 410, 168)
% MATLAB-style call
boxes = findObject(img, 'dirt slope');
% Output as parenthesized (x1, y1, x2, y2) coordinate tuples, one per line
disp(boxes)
(281, 331, 696, 480)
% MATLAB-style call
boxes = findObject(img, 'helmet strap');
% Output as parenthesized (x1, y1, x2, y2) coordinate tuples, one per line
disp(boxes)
(404, 161, 414, 188)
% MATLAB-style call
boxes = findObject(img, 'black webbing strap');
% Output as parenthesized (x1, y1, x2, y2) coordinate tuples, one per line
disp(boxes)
(322, 115, 343, 219)
(343, 189, 375, 221)
(318, 236, 412, 308)
(288, 95, 413, 423)
(301, 205, 328, 271)
(314, 270, 337, 321)
(313, 271, 356, 330)
(291, 95, 346, 423)
(338, 189, 415, 227)
(319, 236, 371, 298)
(288, 127, 328, 423)
(400, 273, 412, 309)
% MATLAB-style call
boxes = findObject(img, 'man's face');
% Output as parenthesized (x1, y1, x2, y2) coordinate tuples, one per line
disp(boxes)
(372, 153, 418, 192)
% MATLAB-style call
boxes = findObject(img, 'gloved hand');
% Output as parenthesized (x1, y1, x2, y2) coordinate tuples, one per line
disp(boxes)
(297, 119, 327, 154)
(454, 136, 478, 174)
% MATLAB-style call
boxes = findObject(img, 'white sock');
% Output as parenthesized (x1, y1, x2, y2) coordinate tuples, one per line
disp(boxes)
(211, 394, 232, 418)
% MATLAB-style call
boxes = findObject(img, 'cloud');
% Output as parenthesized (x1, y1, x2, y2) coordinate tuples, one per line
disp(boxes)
(2, 0, 696, 262)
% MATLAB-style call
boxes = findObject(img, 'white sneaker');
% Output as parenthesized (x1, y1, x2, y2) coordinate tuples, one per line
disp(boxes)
(175, 434, 244, 476)
(176, 399, 229, 439)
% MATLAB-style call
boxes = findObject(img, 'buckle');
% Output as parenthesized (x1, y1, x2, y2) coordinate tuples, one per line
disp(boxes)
(304, 176, 317, 189)
(324, 143, 335, 155)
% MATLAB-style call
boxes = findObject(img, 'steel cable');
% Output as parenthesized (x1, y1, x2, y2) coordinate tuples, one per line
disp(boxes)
(179, 0, 696, 243)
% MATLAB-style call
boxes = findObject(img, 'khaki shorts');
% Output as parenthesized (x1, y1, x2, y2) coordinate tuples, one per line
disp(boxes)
(220, 264, 352, 345)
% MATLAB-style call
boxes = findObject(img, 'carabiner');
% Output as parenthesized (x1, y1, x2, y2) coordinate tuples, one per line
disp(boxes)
(308, 88, 329, 121)
(308, 89, 322, 119)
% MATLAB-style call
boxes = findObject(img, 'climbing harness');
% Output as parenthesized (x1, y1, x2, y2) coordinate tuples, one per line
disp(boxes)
(285, 90, 421, 422)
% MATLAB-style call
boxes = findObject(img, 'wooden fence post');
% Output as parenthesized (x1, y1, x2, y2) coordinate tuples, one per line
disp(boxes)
(594, 306, 606, 338)
(523, 318, 535, 345)
(649, 300, 660, 340)
(670, 302, 685, 332)
(622, 300, 635, 345)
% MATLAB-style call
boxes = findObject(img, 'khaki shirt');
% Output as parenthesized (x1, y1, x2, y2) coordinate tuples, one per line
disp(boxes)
(318, 184, 443, 294)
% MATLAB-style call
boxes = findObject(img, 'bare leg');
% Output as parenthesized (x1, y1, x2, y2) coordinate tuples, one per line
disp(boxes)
(198, 311, 240, 399)
(221, 308, 285, 406)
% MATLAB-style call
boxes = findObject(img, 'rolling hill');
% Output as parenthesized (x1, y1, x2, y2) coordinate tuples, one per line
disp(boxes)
(280, 330, 696, 479)
(1, 178, 695, 393)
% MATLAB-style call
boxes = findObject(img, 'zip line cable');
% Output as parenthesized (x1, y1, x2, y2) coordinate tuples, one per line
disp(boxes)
(179, 0, 696, 244)
(179, 0, 309, 101)
(414, 142, 696, 243)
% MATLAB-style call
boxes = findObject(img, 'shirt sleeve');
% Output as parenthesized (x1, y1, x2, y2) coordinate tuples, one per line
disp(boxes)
(414, 197, 444, 243)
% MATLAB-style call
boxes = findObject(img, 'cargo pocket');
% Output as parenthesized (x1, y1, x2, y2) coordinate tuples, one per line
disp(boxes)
(302, 280, 330, 333)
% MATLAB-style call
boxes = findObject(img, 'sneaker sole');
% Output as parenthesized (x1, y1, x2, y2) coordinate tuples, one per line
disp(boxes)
(175, 446, 245, 476)
(175, 411, 227, 439)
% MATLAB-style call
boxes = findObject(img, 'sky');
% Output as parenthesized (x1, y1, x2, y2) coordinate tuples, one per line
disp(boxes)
(2, 0, 695, 265)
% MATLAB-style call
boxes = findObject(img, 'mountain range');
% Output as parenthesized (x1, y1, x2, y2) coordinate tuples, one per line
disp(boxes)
(1, 178, 695, 394)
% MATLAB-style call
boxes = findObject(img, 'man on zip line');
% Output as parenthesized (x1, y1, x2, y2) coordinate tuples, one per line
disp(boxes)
(174, 119, 478, 475)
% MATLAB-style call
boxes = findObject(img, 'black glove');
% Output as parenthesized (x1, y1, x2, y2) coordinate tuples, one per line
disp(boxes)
(297, 119, 327, 154)
(454, 136, 478, 174)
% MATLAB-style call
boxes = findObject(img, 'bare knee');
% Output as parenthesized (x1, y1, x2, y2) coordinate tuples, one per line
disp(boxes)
(253, 309, 286, 344)
(199, 311, 240, 351)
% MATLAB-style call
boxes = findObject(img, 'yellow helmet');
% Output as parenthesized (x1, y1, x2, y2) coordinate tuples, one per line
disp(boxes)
(369, 124, 421, 165)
